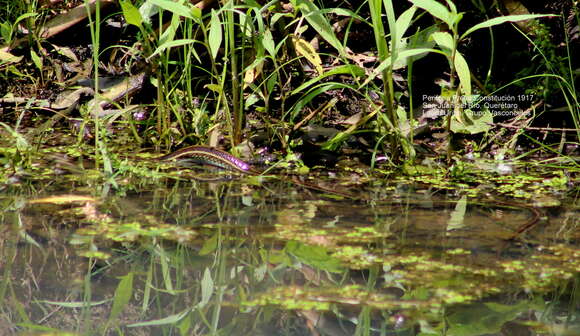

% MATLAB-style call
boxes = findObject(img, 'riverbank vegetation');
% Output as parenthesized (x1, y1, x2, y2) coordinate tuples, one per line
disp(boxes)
(1, 0, 578, 175)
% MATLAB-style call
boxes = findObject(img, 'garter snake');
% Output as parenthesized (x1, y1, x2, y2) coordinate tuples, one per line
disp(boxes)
(155, 145, 542, 240)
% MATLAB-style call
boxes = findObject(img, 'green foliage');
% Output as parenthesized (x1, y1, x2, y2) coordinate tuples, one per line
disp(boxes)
(291, 0, 345, 56)
(0, 122, 32, 169)
(108, 272, 134, 322)
(0, 0, 571, 172)
(285, 241, 344, 273)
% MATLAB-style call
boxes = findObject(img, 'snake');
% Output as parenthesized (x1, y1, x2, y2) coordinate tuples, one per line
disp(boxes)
(155, 145, 542, 240)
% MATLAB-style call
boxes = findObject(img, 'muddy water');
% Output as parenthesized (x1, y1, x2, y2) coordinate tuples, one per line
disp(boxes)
(0, 177, 578, 335)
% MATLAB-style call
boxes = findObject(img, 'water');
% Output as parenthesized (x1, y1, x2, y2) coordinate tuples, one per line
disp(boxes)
(0, 173, 578, 335)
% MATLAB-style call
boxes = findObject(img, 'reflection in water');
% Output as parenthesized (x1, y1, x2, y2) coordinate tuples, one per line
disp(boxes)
(0, 178, 578, 335)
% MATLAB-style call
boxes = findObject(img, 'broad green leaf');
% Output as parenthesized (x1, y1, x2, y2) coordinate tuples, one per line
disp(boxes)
(454, 51, 471, 97)
(291, 35, 323, 75)
(14, 12, 38, 26)
(30, 49, 42, 71)
(409, 0, 454, 28)
(293, 0, 345, 55)
(109, 272, 134, 321)
(199, 268, 214, 307)
(190, 6, 201, 19)
(120, 0, 143, 28)
(262, 29, 275, 57)
(199, 232, 218, 255)
(266, 72, 278, 93)
(395, 6, 417, 42)
(431, 31, 454, 52)
(208, 9, 222, 60)
(461, 14, 556, 40)
(285, 241, 344, 273)
(148, 0, 193, 19)
(1, 22, 11, 42)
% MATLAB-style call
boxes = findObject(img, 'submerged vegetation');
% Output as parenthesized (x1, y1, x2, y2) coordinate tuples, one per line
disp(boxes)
(0, 0, 579, 335)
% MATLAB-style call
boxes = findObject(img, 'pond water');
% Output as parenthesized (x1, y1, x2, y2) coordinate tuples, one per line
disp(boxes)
(0, 172, 579, 335)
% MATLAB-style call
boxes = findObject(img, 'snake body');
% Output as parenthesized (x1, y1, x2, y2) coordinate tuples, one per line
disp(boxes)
(156, 145, 253, 173)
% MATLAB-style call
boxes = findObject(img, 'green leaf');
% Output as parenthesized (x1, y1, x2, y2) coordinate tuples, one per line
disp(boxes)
(199, 267, 214, 308)
(199, 232, 218, 255)
(149, 39, 197, 60)
(190, 6, 201, 19)
(460, 14, 556, 40)
(293, 0, 345, 55)
(454, 51, 471, 97)
(205, 83, 222, 93)
(14, 12, 38, 26)
(109, 272, 134, 321)
(431, 31, 454, 52)
(0, 22, 11, 42)
(120, 0, 143, 28)
(148, 0, 193, 19)
(395, 6, 417, 42)
(262, 29, 275, 57)
(285, 241, 344, 273)
(209, 9, 222, 60)
(266, 72, 278, 93)
(409, 0, 454, 28)
(30, 49, 42, 71)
